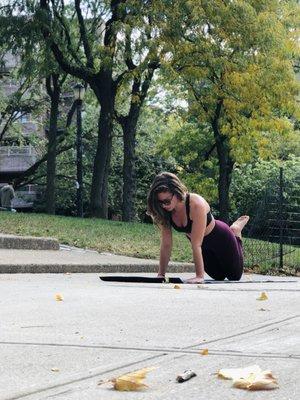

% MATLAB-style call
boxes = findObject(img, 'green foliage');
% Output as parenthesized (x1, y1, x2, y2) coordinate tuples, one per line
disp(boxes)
(28, 96, 176, 219)
(165, 0, 300, 162)
(230, 155, 300, 219)
(156, 113, 219, 201)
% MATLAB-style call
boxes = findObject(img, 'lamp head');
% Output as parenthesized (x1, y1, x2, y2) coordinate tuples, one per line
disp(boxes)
(73, 83, 85, 101)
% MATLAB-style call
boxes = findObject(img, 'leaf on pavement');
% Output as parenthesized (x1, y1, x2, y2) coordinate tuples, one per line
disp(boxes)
(257, 292, 268, 300)
(233, 370, 278, 390)
(218, 365, 278, 390)
(174, 284, 181, 289)
(200, 348, 209, 355)
(55, 293, 64, 301)
(51, 367, 59, 372)
(218, 365, 262, 380)
(110, 367, 155, 391)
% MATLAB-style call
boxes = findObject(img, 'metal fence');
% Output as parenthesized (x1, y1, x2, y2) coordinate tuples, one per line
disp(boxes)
(0, 145, 35, 155)
(243, 167, 300, 274)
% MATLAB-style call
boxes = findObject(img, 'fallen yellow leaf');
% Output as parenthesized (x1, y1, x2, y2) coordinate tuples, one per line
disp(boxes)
(233, 370, 278, 390)
(110, 367, 155, 391)
(257, 292, 268, 301)
(55, 294, 64, 301)
(200, 348, 209, 355)
(218, 365, 261, 380)
(174, 285, 181, 289)
(218, 365, 278, 391)
(51, 367, 59, 372)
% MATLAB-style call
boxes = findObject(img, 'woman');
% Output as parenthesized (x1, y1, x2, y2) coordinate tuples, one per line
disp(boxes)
(147, 172, 249, 283)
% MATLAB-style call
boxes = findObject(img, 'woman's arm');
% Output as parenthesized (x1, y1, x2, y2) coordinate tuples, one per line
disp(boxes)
(158, 225, 173, 277)
(187, 196, 207, 282)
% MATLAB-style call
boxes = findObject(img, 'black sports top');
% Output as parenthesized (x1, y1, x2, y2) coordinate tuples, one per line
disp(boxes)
(169, 194, 213, 233)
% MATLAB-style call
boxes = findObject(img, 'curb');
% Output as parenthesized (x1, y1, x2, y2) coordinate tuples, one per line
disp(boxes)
(0, 234, 59, 250)
(0, 263, 194, 274)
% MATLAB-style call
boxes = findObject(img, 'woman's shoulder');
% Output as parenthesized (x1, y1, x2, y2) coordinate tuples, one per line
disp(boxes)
(189, 193, 207, 204)
(189, 193, 210, 212)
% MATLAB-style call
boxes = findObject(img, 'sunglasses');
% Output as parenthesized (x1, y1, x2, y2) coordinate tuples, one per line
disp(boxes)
(158, 194, 174, 206)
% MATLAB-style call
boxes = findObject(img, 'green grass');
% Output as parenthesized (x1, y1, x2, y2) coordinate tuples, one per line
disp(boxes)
(0, 212, 193, 261)
(0, 212, 298, 275)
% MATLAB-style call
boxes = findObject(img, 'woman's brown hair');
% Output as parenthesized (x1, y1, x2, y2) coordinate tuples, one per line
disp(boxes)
(147, 172, 187, 226)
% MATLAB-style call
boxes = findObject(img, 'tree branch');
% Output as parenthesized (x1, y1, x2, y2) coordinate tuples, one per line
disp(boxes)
(52, 5, 83, 66)
(124, 28, 136, 71)
(75, 0, 94, 69)
(14, 143, 73, 188)
(39, 0, 94, 81)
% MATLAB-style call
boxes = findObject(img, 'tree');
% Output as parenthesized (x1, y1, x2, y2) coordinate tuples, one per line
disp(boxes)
(0, 8, 74, 214)
(159, 0, 300, 221)
(32, 0, 161, 218)
(114, 21, 160, 220)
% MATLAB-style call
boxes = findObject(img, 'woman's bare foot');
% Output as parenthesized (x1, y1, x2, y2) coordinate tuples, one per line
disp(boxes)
(230, 215, 250, 239)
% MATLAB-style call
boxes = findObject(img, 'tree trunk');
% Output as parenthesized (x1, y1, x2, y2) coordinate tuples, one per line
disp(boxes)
(45, 76, 60, 214)
(211, 99, 234, 223)
(217, 156, 233, 223)
(122, 115, 138, 221)
(121, 68, 157, 221)
(90, 88, 114, 218)
(214, 133, 234, 223)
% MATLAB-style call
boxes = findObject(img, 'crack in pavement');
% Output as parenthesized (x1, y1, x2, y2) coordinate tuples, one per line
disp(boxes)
(1, 314, 298, 356)
(0, 341, 298, 360)
(184, 314, 300, 349)
(2, 353, 167, 400)
(2, 315, 299, 399)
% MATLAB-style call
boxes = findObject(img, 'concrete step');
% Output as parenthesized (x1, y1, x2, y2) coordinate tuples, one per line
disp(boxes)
(0, 233, 59, 250)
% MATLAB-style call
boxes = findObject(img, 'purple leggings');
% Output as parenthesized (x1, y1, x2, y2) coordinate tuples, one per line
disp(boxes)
(201, 220, 244, 280)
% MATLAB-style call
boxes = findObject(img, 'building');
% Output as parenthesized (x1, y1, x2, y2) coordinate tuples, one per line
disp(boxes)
(0, 52, 44, 209)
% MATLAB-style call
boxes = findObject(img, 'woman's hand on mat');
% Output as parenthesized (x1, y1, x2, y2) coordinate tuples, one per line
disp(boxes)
(184, 276, 204, 284)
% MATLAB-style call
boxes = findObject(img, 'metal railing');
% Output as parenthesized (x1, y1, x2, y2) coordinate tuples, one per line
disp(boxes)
(244, 167, 300, 273)
(0, 145, 35, 156)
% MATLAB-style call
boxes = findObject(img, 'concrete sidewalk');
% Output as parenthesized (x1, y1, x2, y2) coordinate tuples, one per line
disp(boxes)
(0, 272, 299, 400)
(0, 245, 194, 273)
(0, 234, 299, 399)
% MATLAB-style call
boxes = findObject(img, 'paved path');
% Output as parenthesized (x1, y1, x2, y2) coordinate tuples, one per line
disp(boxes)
(0, 272, 299, 399)
(0, 246, 193, 273)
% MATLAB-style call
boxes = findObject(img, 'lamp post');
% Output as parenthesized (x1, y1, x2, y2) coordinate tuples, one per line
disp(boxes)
(73, 83, 85, 217)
